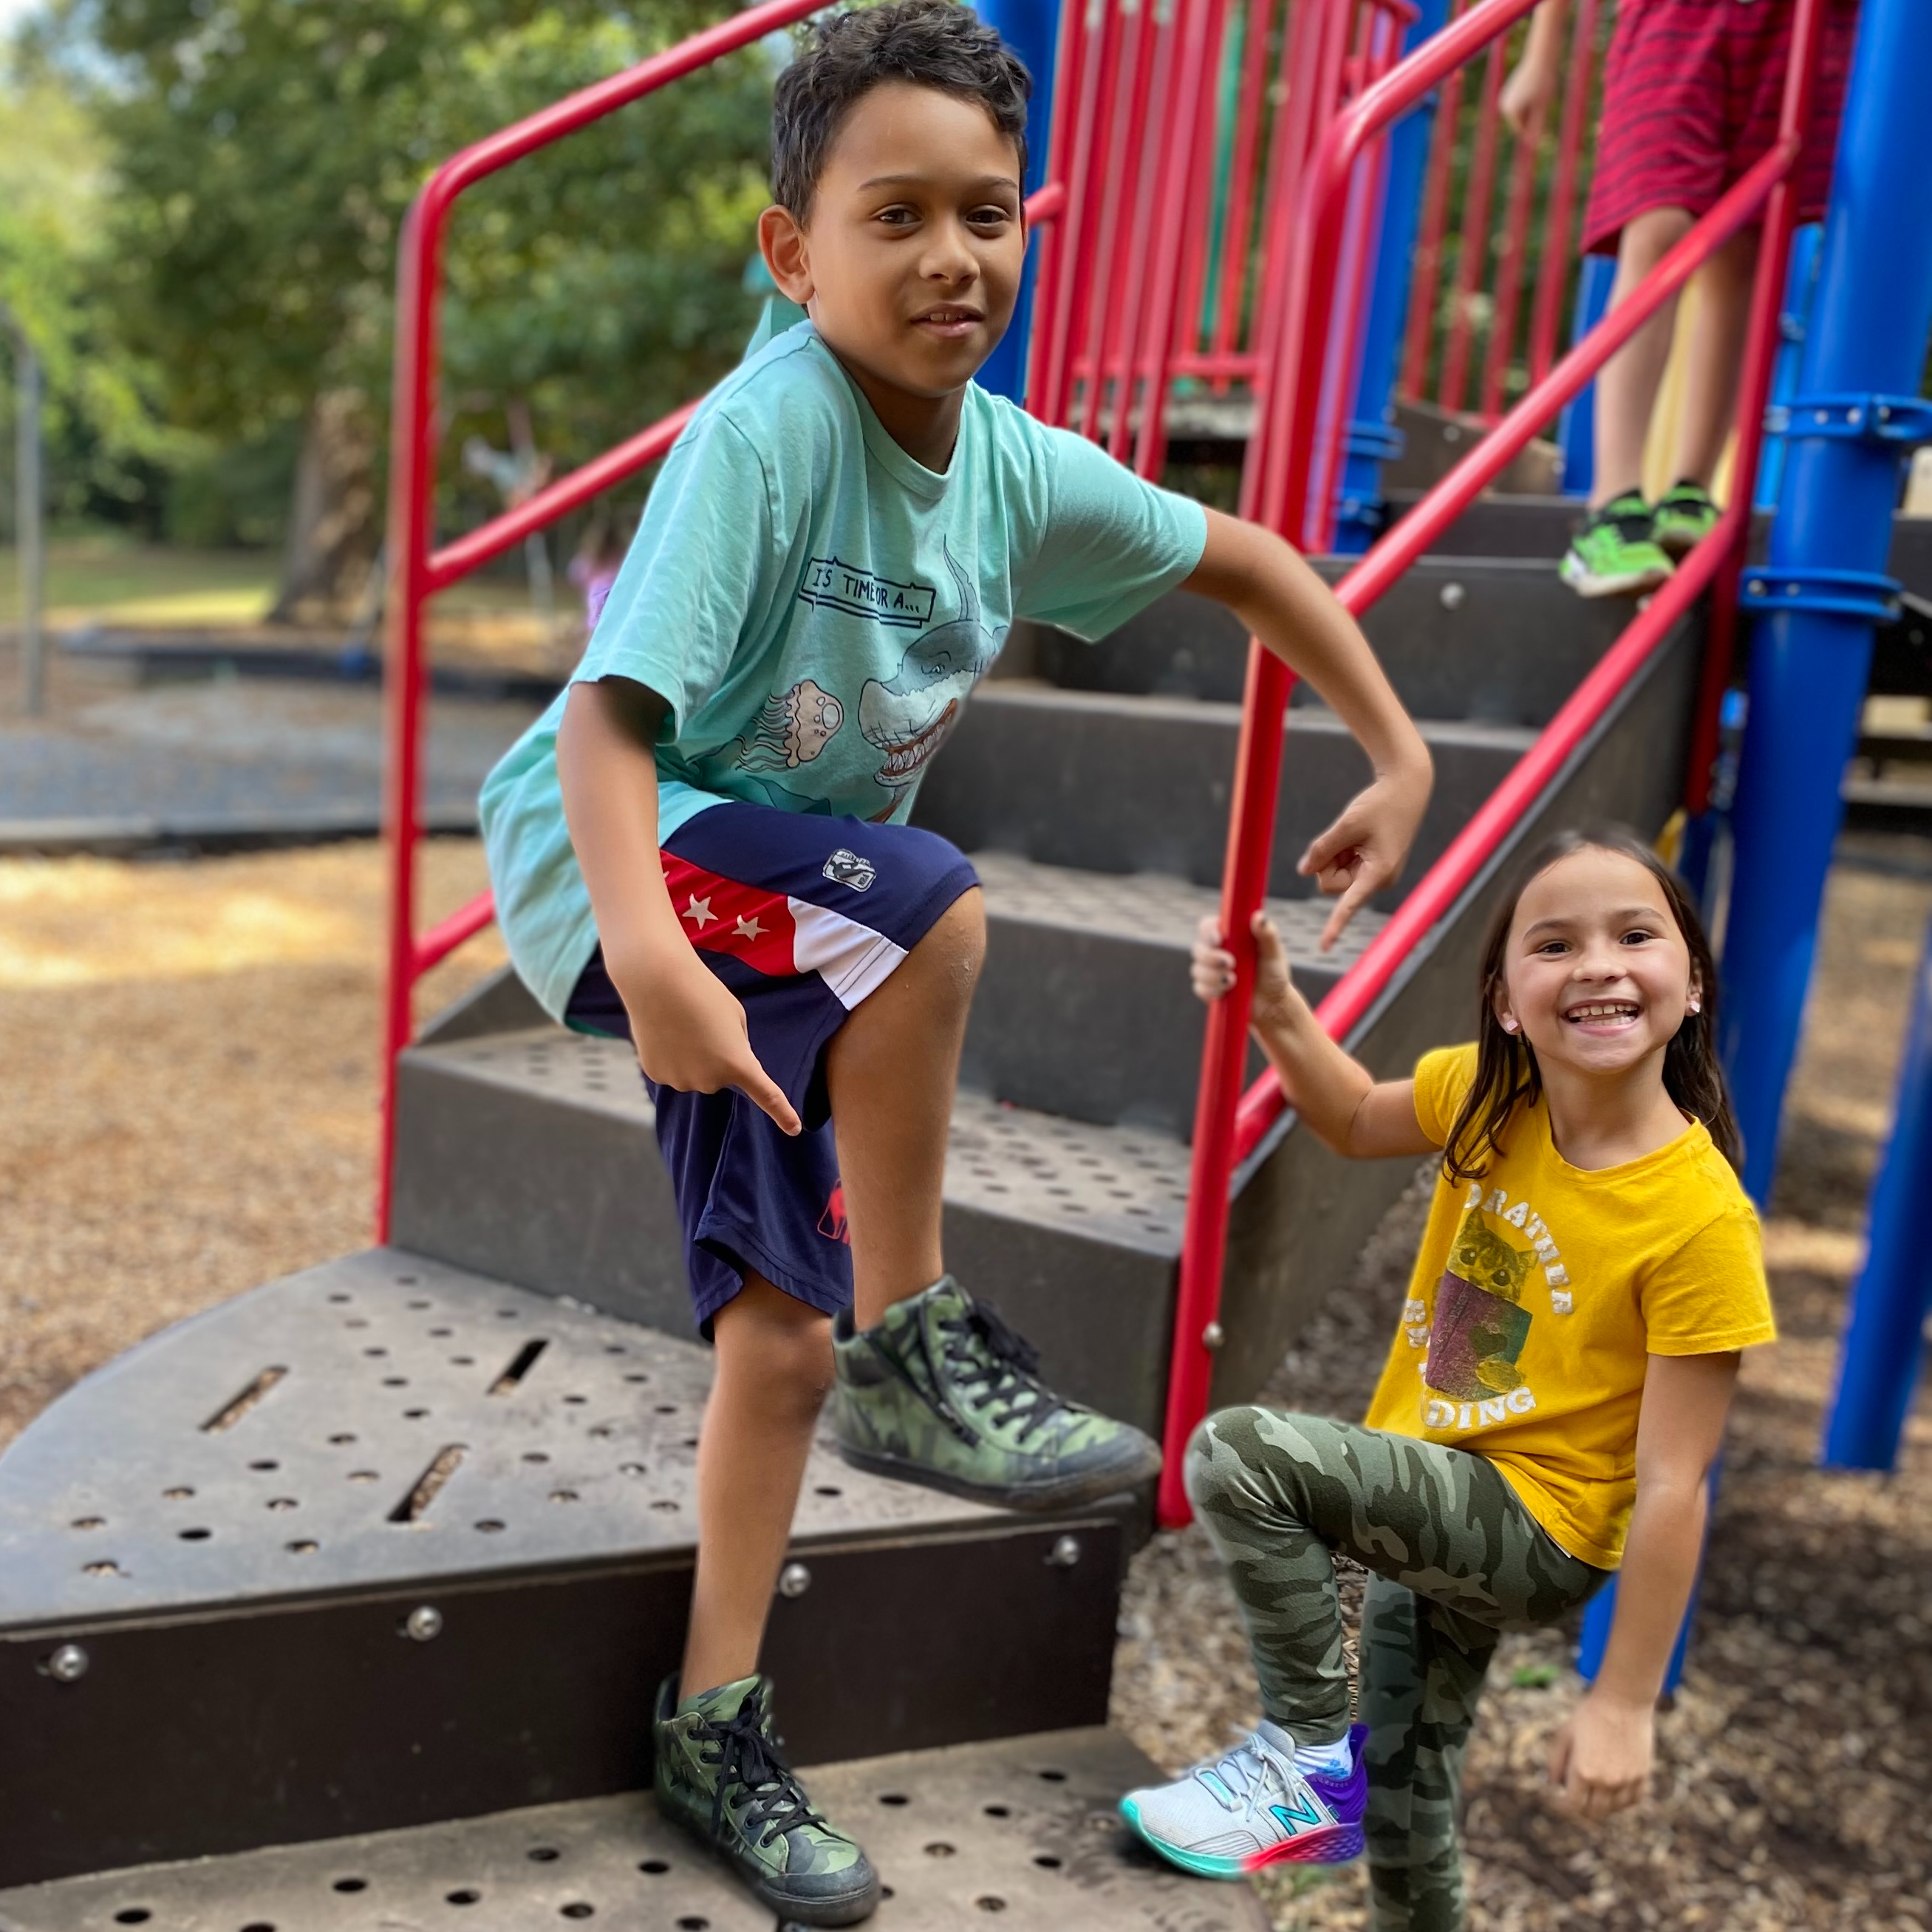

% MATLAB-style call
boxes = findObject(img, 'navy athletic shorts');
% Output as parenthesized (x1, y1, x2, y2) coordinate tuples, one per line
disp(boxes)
(564, 799, 979, 1334)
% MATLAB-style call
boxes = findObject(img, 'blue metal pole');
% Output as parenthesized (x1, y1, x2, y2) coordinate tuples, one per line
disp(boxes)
(1556, 254, 1615, 498)
(974, 0, 1062, 404)
(1718, 0, 1932, 1208)
(1820, 912, 1932, 1470)
(1753, 225, 1823, 514)
(1334, 0, 1452, 555)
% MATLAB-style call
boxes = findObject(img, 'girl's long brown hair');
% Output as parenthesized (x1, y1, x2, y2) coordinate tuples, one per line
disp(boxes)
(1441, 824, 1743, 1182)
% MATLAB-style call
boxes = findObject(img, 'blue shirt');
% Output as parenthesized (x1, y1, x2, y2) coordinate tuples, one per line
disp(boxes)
(480, 321, 1208, 1019)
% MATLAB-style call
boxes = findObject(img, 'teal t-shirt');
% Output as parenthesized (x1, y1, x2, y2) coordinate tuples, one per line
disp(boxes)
(479, 321, 1208, 1020)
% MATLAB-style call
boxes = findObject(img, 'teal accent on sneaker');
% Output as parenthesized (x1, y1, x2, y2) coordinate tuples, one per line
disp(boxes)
(1560, 493, 1675, 598)
(830, 1277, 1161, 1511)
(653, 1674, 879, 1926)
(1650, 478, 1720, 559)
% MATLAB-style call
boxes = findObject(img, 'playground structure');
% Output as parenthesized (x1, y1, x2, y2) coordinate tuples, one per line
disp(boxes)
(1, 0, 1931, 1923)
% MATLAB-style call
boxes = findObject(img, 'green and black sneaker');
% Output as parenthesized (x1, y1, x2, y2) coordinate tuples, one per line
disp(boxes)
(653, 1673, 880, 1927)
(1560, 491, 1674, 598)
(1650, 477, 1720, 559)
(830, 1276, 1162, 1511)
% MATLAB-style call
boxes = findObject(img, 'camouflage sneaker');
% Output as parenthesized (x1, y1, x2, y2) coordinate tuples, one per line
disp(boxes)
(830, 1277, 1162, 1511)
(653, 1674, 879, 1926)
(1650, 477, 1720, 558)
(1559, 492, 1674, 598)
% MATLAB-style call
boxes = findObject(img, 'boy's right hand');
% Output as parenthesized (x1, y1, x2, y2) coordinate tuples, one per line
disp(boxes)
(1191, 912, 1308, 1037)
(612, 943, 802, 1136)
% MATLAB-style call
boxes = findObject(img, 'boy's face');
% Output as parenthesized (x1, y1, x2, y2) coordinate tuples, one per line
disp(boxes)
(762, 81, 1025, 410)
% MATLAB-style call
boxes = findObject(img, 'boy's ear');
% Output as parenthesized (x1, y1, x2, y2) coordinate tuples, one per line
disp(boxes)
(759, 203, 815, 307)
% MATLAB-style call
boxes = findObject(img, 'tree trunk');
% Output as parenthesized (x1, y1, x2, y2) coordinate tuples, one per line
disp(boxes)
(269, 389, 379, 624)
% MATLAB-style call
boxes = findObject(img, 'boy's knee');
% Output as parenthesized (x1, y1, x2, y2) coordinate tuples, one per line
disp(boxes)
(910, 886, 985, 1000)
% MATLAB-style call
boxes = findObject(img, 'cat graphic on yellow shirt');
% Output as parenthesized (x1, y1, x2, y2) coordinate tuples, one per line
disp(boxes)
(1427, 1208, 1535, 1400)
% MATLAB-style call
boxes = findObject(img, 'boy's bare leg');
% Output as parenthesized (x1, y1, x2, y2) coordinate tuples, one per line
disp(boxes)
(1672, 225, 1760, 491)
(680, 1273, 833, 1701)
(1591, 205, 1694, 507)
(825, 886, 986, 1328)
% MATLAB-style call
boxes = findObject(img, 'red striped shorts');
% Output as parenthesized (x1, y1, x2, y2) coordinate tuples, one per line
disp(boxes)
(1583, 0, 1863, 256)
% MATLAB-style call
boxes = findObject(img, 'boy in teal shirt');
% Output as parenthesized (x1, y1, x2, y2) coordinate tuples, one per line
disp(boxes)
(480, 2, 1433, 1920)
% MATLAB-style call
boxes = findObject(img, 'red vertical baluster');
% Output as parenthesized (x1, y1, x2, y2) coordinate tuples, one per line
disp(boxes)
(1040, 0, 1116, 426)
(1526, 0, 1600, 389)
(1398, 0, 1469, 401)
(1027, 0, 1090, 414)
(1480, 44, 1545, 422)
(1076, 0, 1147, 440)
(1438, 34, 1506, 415)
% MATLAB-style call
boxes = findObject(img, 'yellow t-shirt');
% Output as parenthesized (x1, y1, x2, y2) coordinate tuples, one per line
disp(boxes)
(1362, 1044, 1775, 1569)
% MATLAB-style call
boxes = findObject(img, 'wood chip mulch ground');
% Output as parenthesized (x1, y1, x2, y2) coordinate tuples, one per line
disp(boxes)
(2, 836, 1928, 1931)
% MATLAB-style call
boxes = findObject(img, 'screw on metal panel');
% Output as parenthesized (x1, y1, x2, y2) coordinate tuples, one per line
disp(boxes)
(45, 1645, 88, 1683)
(778, 1563, 811, 1598)
(1047, 1536, 1081, 1569)
(1439, 582, 1466, 611)
(1849, 408, 1864, 427)
(1203, 1321, 1226, 1351)
(1749, 580, 1767, 595)
(403, 1605, 444, 1642)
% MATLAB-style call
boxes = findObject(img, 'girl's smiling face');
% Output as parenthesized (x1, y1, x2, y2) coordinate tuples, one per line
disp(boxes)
(1495, 845, 1700, 1080)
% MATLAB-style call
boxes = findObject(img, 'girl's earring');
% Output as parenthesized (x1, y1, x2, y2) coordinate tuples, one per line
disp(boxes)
(1500, 1017, 1518, 1034)
(1687, 997, 1701, 1015)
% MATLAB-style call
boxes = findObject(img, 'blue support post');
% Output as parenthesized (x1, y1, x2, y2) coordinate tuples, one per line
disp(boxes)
(1556, 254, 1616, 499)
(1820, 912, 1932, 1470)
(974, 0, 1062, 405)
(1753, 225, 1823, 514)
(1718, 0, 1932, 1208)
(1333, 0, 1452, 555)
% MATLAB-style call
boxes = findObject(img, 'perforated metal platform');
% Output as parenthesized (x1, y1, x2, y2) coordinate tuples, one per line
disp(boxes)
(0, 1254, 1128, 1885)
(0, 1729, 1266, 1932)
(0, 1249, 1006, 1624)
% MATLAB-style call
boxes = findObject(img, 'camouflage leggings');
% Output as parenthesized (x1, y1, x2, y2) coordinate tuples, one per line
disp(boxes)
(1186, 1408, 1608, 1932)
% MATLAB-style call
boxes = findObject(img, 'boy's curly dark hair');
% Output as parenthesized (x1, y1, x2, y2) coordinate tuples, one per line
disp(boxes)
(771, 0, 1032, 219)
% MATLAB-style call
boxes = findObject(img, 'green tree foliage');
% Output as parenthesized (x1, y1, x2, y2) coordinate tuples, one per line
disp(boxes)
(40, 0, 779, 591)
(0, 60, 175, 528)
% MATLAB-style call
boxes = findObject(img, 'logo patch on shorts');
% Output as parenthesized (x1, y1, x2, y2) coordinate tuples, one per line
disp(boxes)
(822, 848, 877, 891)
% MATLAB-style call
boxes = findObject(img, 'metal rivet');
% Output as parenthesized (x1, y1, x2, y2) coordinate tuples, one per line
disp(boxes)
(1749, 579, 1767, 595)
(46, 1644, 88, 1683)
(1203, 1321, 1226, 1351)
(403, 1605, 443, 1642)
(1439, 581, 1466, 611)
(778, 1563, 811, 1598)
(1048, 1536, 1081, 1569)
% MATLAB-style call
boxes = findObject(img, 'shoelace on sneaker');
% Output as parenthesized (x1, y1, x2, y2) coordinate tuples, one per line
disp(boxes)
(1587, 492, 1654, 546)
(1193, 1733, 1307, 1820)
(697, 1702, 830, 1852)
(938, 1298, 1071, 1441)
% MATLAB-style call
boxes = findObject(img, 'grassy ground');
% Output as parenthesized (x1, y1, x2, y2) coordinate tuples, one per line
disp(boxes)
(0, 837, 1927, 1930)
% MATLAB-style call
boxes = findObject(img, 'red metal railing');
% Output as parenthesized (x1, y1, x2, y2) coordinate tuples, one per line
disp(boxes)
(1157, 0, 1826, 1523)
(1030, 0, 1417, 480)
(1399, 0, 1606, 423)
(375, 0, 1075, 1237)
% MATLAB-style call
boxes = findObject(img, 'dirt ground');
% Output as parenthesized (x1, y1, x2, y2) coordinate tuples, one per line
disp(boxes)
(2, 836, 1928, 1930)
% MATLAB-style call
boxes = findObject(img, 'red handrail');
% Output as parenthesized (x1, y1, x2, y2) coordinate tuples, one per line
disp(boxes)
(1156, 0, 1825, 1525)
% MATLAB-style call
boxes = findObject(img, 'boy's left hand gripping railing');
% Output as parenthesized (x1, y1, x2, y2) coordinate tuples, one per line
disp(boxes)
(1159, 0, 1824, 1525)
(377, 0, 1069, 1240)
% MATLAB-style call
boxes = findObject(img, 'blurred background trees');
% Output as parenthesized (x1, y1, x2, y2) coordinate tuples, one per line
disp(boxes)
(1, 0, 781, 620)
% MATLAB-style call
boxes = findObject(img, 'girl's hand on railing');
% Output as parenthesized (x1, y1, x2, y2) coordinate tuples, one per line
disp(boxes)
(1192, 912, 1305, 1037)
(1298, 760, 1432, 950)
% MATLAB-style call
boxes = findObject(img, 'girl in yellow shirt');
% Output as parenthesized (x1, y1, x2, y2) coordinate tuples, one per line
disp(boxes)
(1121, 825, 1774, 1931)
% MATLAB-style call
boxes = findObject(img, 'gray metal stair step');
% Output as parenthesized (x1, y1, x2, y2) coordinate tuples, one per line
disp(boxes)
(391, 1045, 1189, 1434)
(0, 1729, 1266, 1931)
(915, 682, 1534, 901)
(1020, 560, 1627, 726)
(0, 1254, 1127, 1887)
(968, 851, 1383, 1135)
